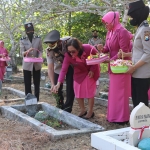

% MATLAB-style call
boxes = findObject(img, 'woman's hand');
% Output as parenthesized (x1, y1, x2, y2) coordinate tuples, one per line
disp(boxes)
(97, 44, 103, 53)
(88, 71, 94, 78)
(126, 65, 136, 74)
(117, 49, 125, 59)
(27, 47, 34, 53)
(50, 84, 55, 93)
(53, 82, 61, 93)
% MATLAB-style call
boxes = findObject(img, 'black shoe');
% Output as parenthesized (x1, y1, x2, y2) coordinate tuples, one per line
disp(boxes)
(63, 107, 72, 113)
(78, 111, 87, 118)
(83, 112, 95, 119)
(56, 104, 64, 109)
(113, 121, 129, 125)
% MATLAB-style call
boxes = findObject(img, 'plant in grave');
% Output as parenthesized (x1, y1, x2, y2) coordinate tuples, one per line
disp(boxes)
(34, 111, 62, 128)
(42, 117, 62, 128)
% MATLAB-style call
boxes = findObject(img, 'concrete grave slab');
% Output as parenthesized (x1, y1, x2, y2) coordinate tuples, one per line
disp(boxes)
(91, 127, 140, 150)
(2, 87, 25, 98)
(0, 102, 104, 140)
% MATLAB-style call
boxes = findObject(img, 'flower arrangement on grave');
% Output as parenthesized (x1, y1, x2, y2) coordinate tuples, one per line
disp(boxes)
(34, 111, 62, 128)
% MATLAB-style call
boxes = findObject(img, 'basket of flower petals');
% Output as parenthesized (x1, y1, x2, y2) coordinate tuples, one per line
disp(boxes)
(24, 49, 43, 63)
(0, 56, 11, 61)
(86, 53, 109, 65)
(110, 59, 132, 73)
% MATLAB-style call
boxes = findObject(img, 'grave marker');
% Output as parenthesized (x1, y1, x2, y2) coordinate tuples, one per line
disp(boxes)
(129, 102, 150, 146)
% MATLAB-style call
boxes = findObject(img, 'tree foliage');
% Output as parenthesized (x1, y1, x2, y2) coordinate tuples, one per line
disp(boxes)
(0, 0, 148, 69)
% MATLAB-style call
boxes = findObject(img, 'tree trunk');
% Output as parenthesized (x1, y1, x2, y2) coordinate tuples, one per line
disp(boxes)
(9, 45, 18, 72)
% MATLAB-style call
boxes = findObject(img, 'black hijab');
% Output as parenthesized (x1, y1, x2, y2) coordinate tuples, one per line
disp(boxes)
(128, 0, 149, 27)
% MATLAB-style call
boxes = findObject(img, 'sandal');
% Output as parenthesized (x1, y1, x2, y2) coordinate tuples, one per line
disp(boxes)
(78, 111, 87, 118)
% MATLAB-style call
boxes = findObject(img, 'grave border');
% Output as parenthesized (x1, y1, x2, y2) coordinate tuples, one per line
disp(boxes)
(0, 102, 104, 140)
(91, 127, 140, 150)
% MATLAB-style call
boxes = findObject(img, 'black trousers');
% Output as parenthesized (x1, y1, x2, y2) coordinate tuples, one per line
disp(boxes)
(54, 66, 74, 113)
(131, 77, 150, 107)
(23, 67, 41, 101)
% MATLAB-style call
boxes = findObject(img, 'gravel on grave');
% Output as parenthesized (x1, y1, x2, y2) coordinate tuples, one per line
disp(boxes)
(0, 72, 130, 150)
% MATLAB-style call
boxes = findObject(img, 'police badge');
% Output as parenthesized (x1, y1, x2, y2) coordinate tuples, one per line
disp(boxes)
(144, 31, 150, 41)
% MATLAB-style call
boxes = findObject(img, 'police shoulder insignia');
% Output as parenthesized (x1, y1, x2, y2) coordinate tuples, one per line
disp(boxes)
(144, 31, 150, 41)
(34, 35, 41, 38)
(20, 37, 26, 40)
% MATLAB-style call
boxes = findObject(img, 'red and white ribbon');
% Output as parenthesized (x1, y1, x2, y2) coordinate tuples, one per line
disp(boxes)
(131, 126, 149, 139)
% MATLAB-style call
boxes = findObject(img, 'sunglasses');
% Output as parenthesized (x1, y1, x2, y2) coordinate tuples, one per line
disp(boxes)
(68, 50, 76, 54)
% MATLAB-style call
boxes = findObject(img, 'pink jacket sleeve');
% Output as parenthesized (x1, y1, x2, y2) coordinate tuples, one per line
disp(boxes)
(58, 53, 70, 83)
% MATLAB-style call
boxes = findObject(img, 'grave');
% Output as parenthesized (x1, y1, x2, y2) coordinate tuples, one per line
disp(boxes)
(0, 87, 25, 103)
(91, 102, 150, 150)
(0, 87, 104, 140)
(1, 102, 104, 140)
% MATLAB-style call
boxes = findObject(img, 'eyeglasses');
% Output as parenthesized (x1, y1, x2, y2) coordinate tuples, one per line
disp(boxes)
(68, 50, 76, 54)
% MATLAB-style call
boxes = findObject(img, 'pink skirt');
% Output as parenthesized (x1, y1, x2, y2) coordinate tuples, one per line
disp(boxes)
(74, 75, 96, 98)
(107, 74, 131, 122)
(0, 67, 5, 80)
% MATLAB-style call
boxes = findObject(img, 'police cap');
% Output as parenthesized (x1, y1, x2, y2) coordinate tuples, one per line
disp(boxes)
(127, 0, 145, 15)
(24, 23, 34, 33)
(43, 30, 60, 43)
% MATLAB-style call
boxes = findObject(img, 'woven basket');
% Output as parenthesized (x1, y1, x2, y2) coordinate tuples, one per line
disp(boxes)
(110, 49, 131, 73)
(24, 48, 43, 63)
(111, 66, 128, 73)
(86, 46, 109, 65)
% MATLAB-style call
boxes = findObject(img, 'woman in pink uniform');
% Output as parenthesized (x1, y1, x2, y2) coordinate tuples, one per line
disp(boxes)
(100, 11, 131, 124)
(53, 38, 100, 119)
(0, 41, 8, 81)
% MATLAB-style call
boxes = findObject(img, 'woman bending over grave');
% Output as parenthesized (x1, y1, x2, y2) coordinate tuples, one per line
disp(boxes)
(53, 38, 100, 119)
(0, 41, 9, 92)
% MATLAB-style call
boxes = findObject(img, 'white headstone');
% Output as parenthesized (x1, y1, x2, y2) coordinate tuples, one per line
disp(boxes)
(129, 102, 150, 146)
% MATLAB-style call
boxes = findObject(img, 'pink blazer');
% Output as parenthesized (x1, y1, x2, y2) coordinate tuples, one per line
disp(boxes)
(103, 26, 131, 73)
(58, 44, 100, 84)
(103, 26, 130, 60)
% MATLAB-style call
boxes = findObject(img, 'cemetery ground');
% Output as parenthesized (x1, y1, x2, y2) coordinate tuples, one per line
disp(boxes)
(0, 71, 130, 150)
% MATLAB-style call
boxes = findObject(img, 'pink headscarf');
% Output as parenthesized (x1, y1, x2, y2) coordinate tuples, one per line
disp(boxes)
(0, 41, 4, 48)
(102, 11, 120, 30)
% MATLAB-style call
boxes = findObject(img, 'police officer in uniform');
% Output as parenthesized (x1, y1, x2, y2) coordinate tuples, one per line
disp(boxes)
(20, 23, 43, 101)
(44, 30, 74, 113)
(127, 0, 150, 107)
